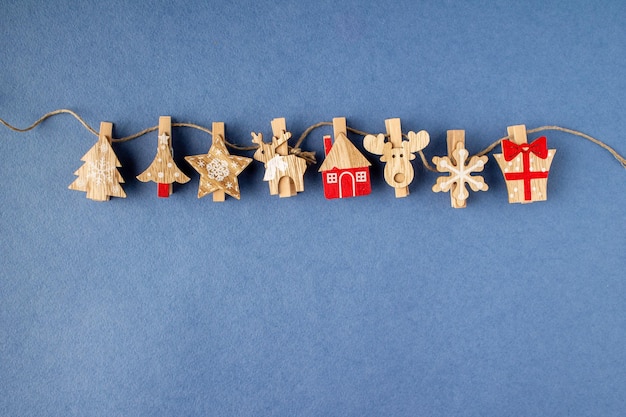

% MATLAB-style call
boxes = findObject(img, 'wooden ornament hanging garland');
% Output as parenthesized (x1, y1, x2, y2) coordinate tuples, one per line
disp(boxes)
(1, 109, 625, 207)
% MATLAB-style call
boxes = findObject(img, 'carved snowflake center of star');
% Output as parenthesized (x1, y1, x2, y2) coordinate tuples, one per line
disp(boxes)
(206, 159, 230, 181)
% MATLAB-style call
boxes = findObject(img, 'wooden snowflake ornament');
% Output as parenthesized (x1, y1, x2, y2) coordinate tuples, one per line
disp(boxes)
(493, 125, 556, 203)
(68, 121, 126, 201)
(136, 116, 190, 197)
(185, 122, 252, 201)
(432, 130, 488, 208)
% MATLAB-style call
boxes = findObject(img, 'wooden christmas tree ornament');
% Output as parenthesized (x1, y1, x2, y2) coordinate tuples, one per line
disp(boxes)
(251, 117, 307, 198)
(432, 130, 489, 208)
(184, 122, 252, 201)
(136, 116, 190, 197)
(319, 117, 371, 199)
(493, 124, 556, 203)
(68, 121, 126, 201)
(363, 118, 430, 198)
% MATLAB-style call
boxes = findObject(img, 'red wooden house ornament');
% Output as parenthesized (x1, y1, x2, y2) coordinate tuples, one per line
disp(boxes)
(318, 117, 371, 199)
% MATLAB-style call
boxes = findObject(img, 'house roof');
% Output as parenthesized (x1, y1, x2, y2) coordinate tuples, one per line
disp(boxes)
(318, 133, 371, 172)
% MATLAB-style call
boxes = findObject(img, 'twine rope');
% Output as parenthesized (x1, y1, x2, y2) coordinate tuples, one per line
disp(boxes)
(2, 109, 624, 170)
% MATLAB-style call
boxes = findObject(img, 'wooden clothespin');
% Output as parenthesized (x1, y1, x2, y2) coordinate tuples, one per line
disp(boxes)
(333, 117, 347, 142)
(272, 117, 296, 198)
(386, 118, 409, 198)
(446, 130, 467, 208)
(431, 130, 488, 208)
(271, 118, 296, 197)
(271, 118, 289, 157)
(211, 122, 226, 202)
(136, 116, 190, 197)
(386, 118, 403, 148)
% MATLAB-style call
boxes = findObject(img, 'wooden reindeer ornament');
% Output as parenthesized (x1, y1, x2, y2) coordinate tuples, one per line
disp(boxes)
(363, 118, 430, 198)
(69, 121, 126, 201)
(136, 116, 190, 197)
(432, 130, 488, 208)
(251, 118, 307, 198)
(493, 125, 556, 203)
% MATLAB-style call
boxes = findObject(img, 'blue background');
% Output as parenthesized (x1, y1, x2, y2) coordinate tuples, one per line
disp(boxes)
(1, 1, 625, 416)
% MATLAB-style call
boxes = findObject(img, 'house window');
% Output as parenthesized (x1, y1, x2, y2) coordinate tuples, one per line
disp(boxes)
(327, 173, 338, 183)
(356, 171, 367, 182)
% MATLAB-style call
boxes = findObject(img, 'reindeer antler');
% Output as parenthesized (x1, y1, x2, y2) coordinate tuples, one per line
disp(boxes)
(363, 133, 387, 155)
(251, 132, 264, 145)
(405, 130, 430, 153)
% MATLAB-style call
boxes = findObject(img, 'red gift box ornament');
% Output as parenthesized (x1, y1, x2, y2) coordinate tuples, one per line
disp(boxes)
(494, 125, 556, 203)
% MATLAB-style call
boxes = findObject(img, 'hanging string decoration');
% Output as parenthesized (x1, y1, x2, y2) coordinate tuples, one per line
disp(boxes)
(1, 109, 625, 208)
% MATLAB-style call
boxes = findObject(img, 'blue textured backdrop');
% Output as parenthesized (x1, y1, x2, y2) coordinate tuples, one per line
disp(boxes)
(1, 1, 625, 416)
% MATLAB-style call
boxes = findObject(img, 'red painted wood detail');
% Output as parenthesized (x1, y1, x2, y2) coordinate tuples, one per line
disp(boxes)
(157, 182, 170, 198)
(502, 137, 550, 201)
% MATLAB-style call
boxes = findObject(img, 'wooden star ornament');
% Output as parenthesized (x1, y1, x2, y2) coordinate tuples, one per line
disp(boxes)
(185, 122, 252, 201)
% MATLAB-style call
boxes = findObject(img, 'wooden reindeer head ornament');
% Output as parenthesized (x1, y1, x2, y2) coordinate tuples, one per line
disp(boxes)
(363, 118, 430, 198)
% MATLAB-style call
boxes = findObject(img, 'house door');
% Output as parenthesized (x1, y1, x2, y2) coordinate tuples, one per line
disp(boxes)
(339, 172, 355, 198)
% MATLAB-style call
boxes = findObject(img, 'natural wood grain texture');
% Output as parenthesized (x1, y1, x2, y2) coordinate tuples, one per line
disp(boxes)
(211, 122, 226, 202)
(319, 117, 371, 199)
(385, 118, 403, 148)
(363, 118, 430, 198)
(136, 116, 190, 197)
(184, 122, 252, 201)
(271, 118, 288, 157)
(251, 118, 307, 198)
(270, 118, 295, 197)
(493, 124, 556, 204)
(432, 130, 488, 208)
(332, 117, 347, 141)
(68, 121, 126, 201)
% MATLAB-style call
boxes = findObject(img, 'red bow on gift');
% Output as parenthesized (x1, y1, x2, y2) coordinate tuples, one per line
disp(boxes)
(502, 136, 548, 161)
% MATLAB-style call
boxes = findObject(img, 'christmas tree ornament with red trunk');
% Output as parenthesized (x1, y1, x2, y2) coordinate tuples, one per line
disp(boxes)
(136, 116, 190, 197)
